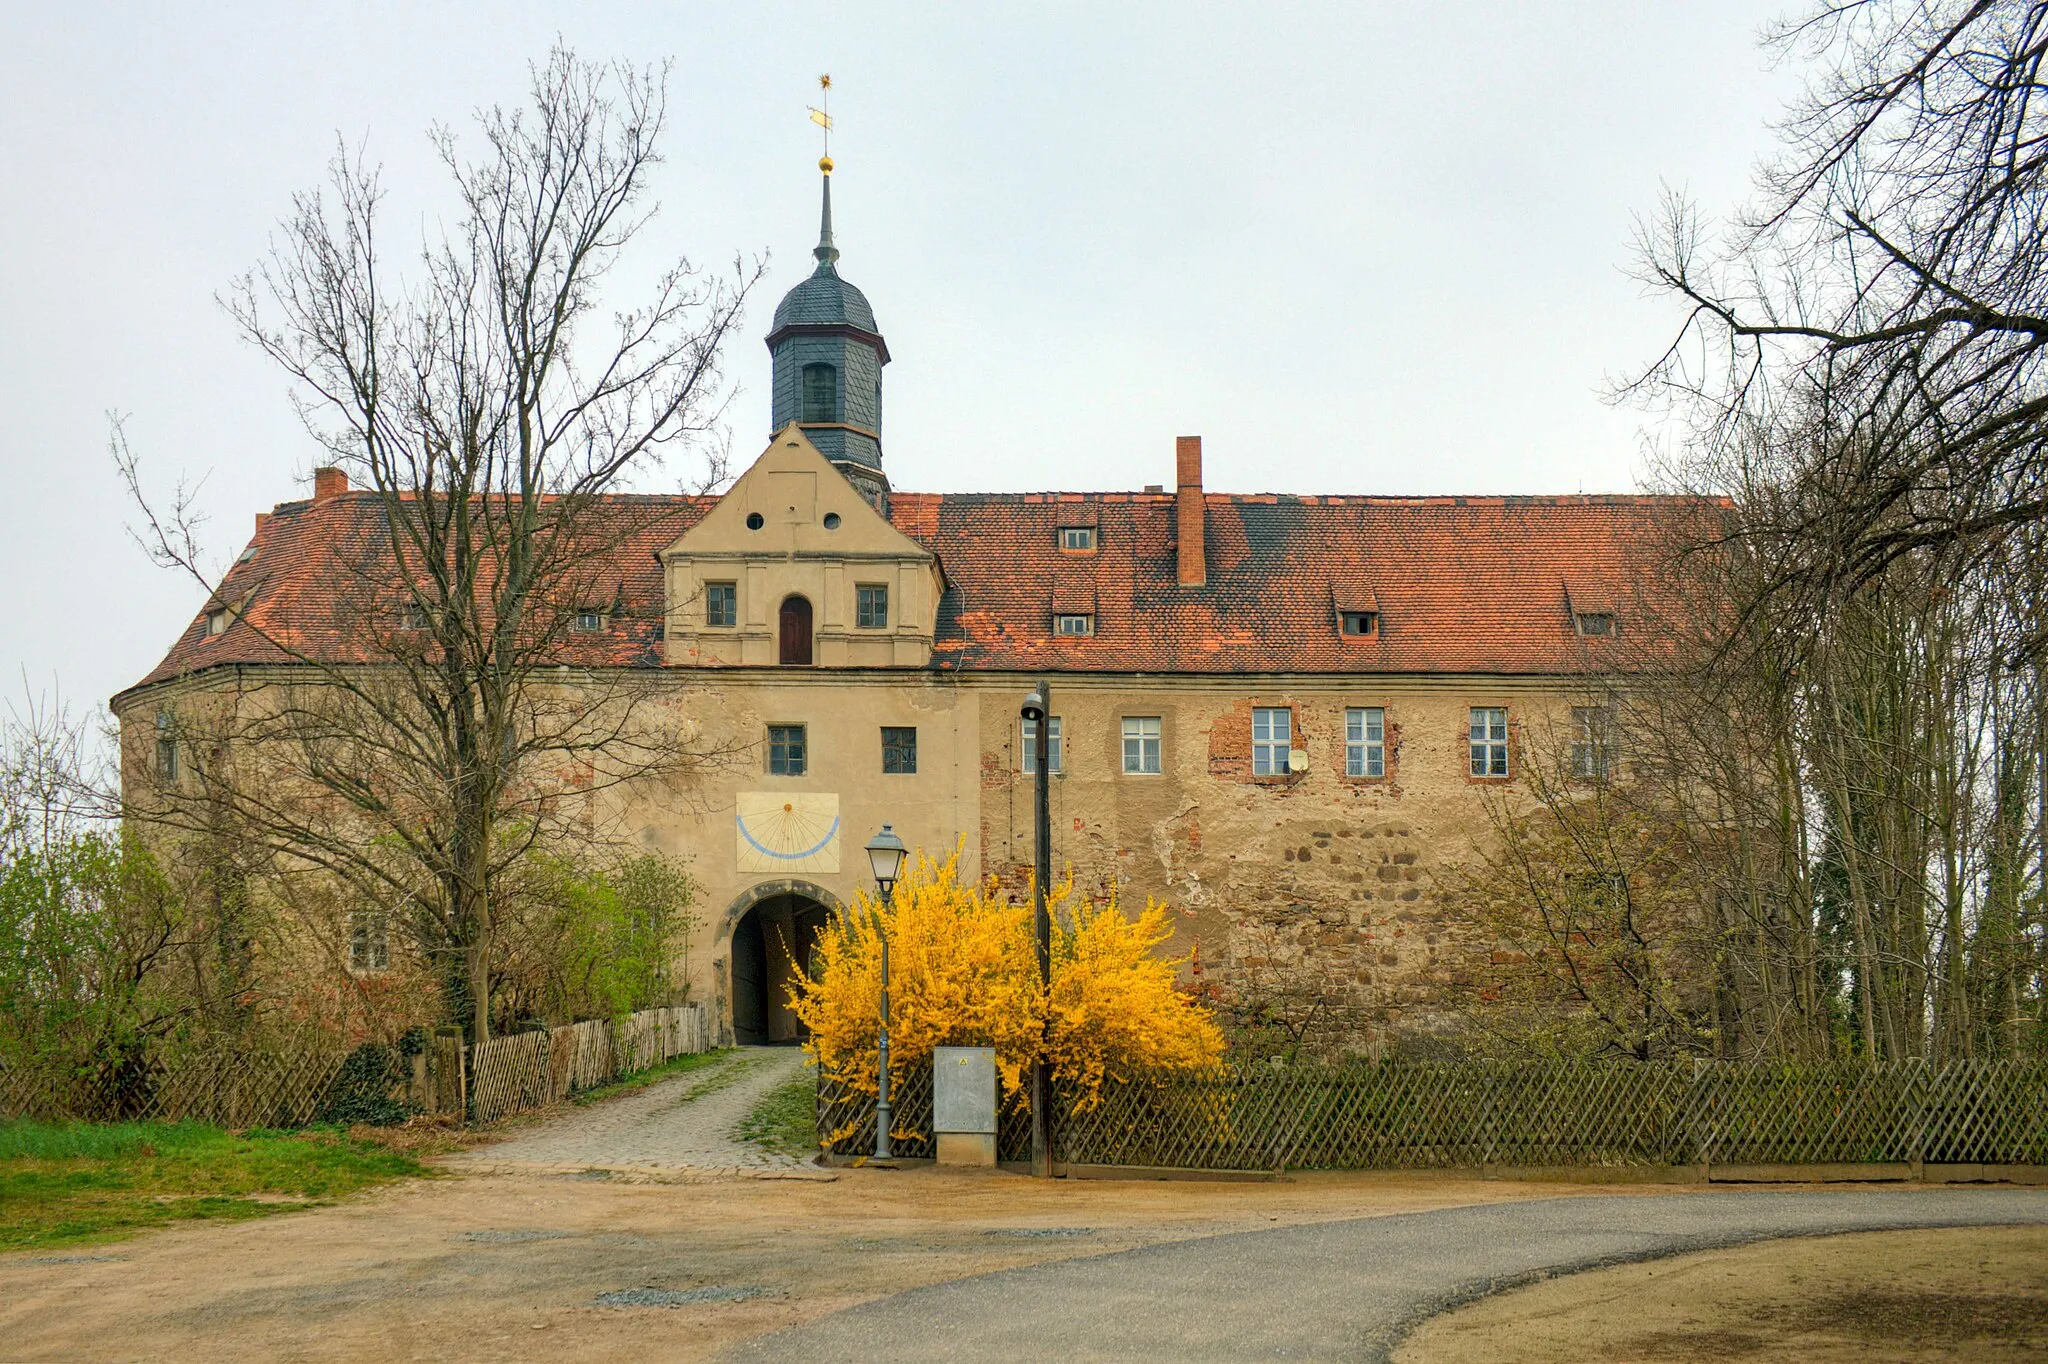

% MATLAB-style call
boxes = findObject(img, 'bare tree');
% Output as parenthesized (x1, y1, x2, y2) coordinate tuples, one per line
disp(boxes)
(120, 47, 756, 1041)
(1632, 0, 2048, 621)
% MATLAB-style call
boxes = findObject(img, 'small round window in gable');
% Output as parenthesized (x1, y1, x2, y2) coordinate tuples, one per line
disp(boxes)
(823, 512, 841, 529)
(745, 512, 764, 530)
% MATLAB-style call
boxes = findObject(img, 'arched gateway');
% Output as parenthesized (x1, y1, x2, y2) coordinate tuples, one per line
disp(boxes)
(721, 880, 841, 1045)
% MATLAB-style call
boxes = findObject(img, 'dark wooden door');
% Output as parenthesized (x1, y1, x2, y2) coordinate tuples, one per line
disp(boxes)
(779, 596, 813, 665)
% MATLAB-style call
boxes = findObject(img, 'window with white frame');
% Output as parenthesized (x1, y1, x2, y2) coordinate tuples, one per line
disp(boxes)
(1054, 613, 1094, 636)
(1251, 707, 1292, 776)
(1469, 706, 1509, 777)
(1021, 715, 1063, 774)
(1122, 716, 1162, 774)
(1346, 706, 1385, 778)
(349, 911, 390, 971)
(573, 608, 604, 632)
(1570, 705, 1617, 780)
(1060, 526, 1096, 551)
(1340, 611, 1378, 637)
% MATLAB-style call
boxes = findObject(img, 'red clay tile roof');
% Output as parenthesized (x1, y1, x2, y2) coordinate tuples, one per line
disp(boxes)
(123, 485, 1705, 699)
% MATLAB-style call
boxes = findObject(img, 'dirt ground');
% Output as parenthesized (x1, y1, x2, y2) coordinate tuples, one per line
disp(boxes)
(0, 1161, 1633, 1362)
(1396, 1222, 2048, 1363)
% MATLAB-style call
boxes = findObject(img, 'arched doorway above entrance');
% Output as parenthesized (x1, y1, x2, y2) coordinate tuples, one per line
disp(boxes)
(778, 595, 813, 665)
(728, 886, 835, 1045)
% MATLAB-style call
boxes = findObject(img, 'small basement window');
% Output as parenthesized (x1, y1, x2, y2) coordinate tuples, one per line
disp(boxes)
(1340, 611, 1378, 637)
(1576, 613, 1615, 637)
(1054, 613, 1095, 636)
(1060, 527, 1096, 552)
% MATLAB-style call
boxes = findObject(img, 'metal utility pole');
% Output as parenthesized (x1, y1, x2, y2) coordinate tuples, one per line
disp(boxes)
(1026, 680, 1053, 1177)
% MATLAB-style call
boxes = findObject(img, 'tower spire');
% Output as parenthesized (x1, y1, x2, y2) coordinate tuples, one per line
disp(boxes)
(808, 74, 839, 270)
(815, 173, 838, 269)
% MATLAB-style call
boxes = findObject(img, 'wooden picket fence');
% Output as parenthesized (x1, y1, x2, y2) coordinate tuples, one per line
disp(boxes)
(820, 1057, 2048, 1174)
(467, 1004, 710, 1124)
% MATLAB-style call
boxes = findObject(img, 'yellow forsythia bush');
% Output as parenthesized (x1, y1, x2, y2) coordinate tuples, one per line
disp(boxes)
(791, 849, 1222, 1116)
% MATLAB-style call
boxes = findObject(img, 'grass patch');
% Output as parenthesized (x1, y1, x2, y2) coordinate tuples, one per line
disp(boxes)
(737, 1067, 819, 1159)
(571, 1048, 733, 1108)
(0, 1119, 423, 1253)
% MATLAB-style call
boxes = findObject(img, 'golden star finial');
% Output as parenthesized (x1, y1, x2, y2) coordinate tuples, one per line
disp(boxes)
(809, 74, 834, 174)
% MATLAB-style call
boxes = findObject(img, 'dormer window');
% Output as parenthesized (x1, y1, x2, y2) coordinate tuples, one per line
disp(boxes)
(1054, 613, 1095, 636)
(573, 609, 605, 633)
(801, 363, 839, 423)
(398, 602, 431, 631)
(1060, 527, 1096, 552)
(206, 608, 230, 636)
(1576, 613, 1615, 637)
(1340, 611, 1378, 637)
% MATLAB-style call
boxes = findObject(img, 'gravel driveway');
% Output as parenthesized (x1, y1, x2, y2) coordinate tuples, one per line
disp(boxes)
(446, 1045, 817, 1176)
(728, 1187, 2048, 1362)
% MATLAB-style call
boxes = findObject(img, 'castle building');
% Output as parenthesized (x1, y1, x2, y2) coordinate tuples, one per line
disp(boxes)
(117, 168, 1686, 1048)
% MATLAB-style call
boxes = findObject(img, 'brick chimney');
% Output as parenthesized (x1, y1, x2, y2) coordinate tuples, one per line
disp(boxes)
(1175, 436, 1205, 587)
(312, 466, 348, 503)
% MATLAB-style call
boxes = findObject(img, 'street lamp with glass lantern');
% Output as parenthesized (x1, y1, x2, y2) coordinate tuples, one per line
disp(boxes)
(863, 824, 906, 1160)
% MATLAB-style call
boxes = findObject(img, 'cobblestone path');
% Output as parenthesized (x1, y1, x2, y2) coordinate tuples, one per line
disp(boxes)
(446, 1046, 819, 1178)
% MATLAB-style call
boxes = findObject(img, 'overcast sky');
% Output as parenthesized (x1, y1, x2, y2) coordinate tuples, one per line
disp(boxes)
(0, 1, 1799, 715)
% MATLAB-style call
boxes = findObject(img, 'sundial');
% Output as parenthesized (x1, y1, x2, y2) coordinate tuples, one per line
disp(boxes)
(735, 792, 841, 874)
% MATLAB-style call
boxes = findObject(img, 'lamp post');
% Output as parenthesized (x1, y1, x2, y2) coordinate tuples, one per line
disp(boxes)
(863, 823, 906, 1161)
(1020, 682, 1053, 1177)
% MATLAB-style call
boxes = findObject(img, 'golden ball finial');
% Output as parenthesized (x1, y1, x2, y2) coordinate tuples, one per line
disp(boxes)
(819, 155, 834, 175)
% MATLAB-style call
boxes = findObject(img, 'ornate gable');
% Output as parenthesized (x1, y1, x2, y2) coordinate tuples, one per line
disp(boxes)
(659, 427, 942, 667)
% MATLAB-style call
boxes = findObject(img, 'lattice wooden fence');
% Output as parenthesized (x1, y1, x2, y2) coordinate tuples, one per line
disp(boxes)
(0, 1047, 354, 1127)
(817, 1069, 1033, 1162)
(1, 1003, 710, 1129)
(819, 1057, 2048, 1172)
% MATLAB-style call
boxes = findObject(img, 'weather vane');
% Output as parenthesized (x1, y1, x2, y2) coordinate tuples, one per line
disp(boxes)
(808, 74, 833, 174)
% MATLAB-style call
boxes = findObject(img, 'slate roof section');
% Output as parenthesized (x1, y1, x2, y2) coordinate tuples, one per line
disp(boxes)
(769, 264, 879, 332)
(124, 486, 1703, 698)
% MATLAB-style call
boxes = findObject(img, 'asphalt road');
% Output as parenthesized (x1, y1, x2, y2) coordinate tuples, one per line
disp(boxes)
(726, 1187, 2048, 1362)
